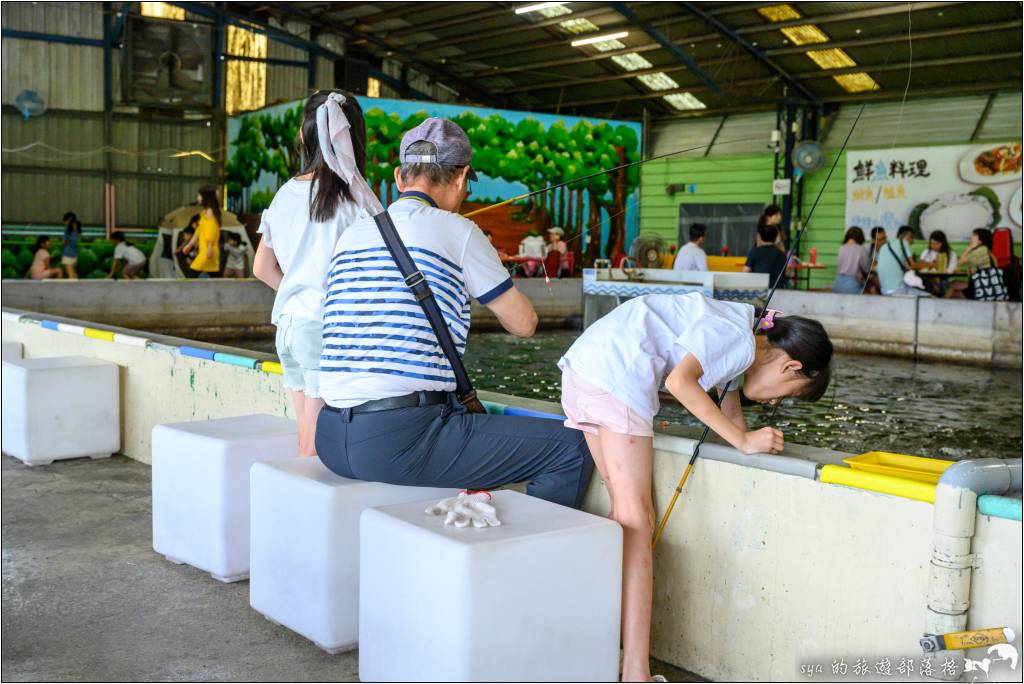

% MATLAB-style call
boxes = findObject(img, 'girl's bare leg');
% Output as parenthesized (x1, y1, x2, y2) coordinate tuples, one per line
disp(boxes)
(290, 389, 308, 455)
(591, 427, 655, 682)
(300, 394, 324, 457)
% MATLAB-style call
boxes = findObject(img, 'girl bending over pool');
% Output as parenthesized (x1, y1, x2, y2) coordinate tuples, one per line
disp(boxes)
(558, 292, 832, 682)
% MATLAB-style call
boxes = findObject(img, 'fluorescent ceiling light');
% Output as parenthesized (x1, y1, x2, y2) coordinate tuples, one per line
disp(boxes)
(637, 72, 680, 91)
(833, 72, 880, 93)
(780, 24, 830, 45)
(806, 47, 857, 69)
(571, 31, 628, 47)
(538, 4, 571, 17)
(758, 4, 801, 22)
(559, 17, 599, 34)
(610, 52, 653, 71)
(515, 2, 568, 15)
(663, 92, 706, 110)
(592, 38, 626, 52)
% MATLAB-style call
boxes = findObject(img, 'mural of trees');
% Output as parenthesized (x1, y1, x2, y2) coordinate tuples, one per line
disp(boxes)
(227, 103, 640, 264)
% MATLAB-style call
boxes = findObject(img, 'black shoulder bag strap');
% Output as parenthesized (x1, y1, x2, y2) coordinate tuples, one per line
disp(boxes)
(887, 242, 909, 273)
(372, 210, 486, 413)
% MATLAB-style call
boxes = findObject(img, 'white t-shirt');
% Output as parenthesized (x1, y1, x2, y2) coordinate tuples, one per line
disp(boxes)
(258, 178, 364, 324)
(558, 293, 756, 420)
(919, 248, 958, 272)
(224, 243, 247, 270)
(673, 242, 708, 271)
(320, 193, 514, 408)
(114, 242, 146, 266)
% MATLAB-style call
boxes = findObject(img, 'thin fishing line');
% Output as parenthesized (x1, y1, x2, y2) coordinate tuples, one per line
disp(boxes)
(890, 2, 914, 151)
(464, 135, 766, 219)
(652, 99, 870, 548)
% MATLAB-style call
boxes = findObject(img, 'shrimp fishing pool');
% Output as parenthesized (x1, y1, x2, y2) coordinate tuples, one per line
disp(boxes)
(230, 329, 1023, 461)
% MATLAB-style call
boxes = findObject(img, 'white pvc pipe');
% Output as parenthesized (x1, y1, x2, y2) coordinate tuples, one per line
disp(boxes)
(925, 458, 1023, 680)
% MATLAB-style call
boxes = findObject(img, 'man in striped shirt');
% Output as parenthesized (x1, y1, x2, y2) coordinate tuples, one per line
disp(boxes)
(314, 118, 593, 509)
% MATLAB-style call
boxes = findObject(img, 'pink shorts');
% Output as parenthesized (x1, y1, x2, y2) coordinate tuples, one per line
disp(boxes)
(560, 367, 654, 438)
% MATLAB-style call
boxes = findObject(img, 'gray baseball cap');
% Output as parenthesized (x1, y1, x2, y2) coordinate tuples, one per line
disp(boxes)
(399, 118, 478, 181)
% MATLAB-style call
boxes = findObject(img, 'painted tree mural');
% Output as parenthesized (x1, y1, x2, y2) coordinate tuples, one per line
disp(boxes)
(227, 103, 640, 265)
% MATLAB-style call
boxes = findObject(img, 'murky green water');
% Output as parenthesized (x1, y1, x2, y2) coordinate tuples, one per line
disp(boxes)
(230, 330, 1022, 460)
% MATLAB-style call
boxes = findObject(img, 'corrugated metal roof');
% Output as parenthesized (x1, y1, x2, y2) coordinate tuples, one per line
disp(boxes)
(1, 1, 103, 39)
(1, 39, 104, 111)
(977, 92, 1023, 141)
(711, 111, 778, 156)
(649, 117, 723, 158)
(823, 95, 990, 149)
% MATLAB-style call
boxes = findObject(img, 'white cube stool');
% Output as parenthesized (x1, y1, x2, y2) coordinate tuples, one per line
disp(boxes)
(1, 341, 23, 361)
(1, 356, 119, 466)
(152, 414, 298, 582)
(250, 458, 457, 654)
(360, 490, 623, 682)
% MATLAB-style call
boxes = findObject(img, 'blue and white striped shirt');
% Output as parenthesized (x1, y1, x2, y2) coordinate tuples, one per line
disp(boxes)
(320, 192, 513, 408)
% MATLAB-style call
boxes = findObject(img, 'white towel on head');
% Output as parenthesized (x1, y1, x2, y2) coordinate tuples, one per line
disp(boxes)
(315, 92, 385, 217)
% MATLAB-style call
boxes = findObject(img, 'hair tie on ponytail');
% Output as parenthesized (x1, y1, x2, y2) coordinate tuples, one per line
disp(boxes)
(315, 93, 384, 216)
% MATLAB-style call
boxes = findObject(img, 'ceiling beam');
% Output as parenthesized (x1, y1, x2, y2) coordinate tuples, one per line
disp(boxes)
(498, 18, 1024, 95)
(733, 1, 964, 35)
(408, 5, 612, 50)
(764, 19, 1024, 57)
(681, 1, 819, 104)
(467, 42, 665, 76)
(384, 6, 512, 39)
(608, 2, 720, 93)
(537, 51, 1023, 110)
(270, 4, 508, 107)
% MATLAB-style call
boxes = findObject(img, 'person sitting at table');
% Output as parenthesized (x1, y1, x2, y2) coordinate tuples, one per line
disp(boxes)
(672, 223, 708, 272)
(876, 226, 929, 297)
(946, 228, 996, 300)
(543, 226, 569, 277)
(832, 226, 871, 294)
(745, 222, 788, 287)
(518, 231, 545, 277)
(918, 230, 957, 296)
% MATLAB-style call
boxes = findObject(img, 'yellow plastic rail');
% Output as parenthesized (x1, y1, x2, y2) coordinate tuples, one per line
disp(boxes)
(819, 465, 937, 503)
(261, 361, 283, 375)
(84, 328, 116, 342)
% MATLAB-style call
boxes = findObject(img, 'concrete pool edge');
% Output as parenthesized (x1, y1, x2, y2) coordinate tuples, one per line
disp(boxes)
(3, 308, 1021, 682)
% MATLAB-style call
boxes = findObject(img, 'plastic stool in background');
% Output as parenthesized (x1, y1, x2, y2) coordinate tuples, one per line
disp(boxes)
(1, 341, 22, 361)
(359, 490, 623, 682)
(250, 458, 456, 653)
(151, 414, 298, 582)
(1, 356, 119, 466)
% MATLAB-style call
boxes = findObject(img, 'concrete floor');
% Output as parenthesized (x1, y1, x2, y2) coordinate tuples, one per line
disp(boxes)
(1, 454, 701, 682)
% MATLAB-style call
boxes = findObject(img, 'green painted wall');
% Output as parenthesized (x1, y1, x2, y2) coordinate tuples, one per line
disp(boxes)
(640, 152, 846, 288)
(640, 150, 1020, 290)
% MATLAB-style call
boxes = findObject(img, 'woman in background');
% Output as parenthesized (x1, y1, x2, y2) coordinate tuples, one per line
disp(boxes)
(181, 187, 221, 278)
(832, 226, 871, 294)
(61, 211, 82, 279)
(919, 230, 957, 296)
(947, 228, 995, 299)
(29, 236, 62, 280)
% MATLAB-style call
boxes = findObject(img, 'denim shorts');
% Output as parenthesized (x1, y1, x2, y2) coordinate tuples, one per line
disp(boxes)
(274, 314, 323, 397)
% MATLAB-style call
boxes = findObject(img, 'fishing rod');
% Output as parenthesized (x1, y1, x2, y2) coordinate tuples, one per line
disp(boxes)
(650, 100, 869, 549)
(463, 136, 764, 219)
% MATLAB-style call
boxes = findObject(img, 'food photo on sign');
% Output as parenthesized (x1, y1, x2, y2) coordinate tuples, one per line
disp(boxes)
(846, 142, 1023, 243)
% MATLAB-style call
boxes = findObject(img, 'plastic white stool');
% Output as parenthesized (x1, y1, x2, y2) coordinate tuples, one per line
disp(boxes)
(151, 414, 298, 582)
(1, 341, 22, 361)
(250, 458, 457, 654)
(359, 490, 623, 682)
(1, 356, 119, 466)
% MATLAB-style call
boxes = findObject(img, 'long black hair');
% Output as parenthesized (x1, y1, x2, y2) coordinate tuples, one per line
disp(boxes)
(63, 211, 81, 234)
(761, 315, 833, 402)
(928, 230, 951, 257)
(33, 235, 50, 251)
(198, 186, 221, 224)
(972, 227, 994, 251)
(301, 90, 366, 223)
(757, 204, 782, 232)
